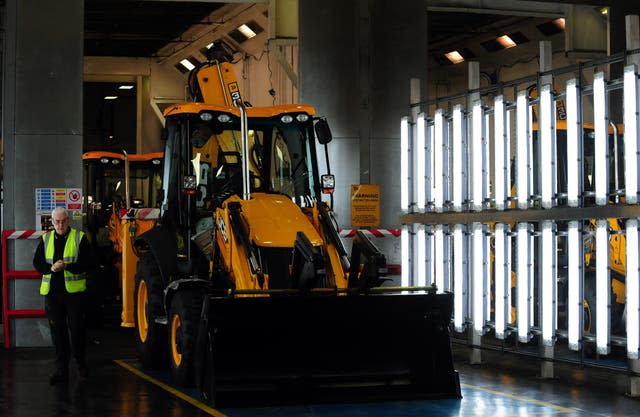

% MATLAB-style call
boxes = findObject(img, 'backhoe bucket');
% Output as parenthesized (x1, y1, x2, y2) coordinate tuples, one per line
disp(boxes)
(195, 291, 461, 406)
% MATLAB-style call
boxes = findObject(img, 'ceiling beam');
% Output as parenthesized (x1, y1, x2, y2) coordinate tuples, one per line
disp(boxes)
(155, 3, 268, 64)
(428, 0, 567, 17)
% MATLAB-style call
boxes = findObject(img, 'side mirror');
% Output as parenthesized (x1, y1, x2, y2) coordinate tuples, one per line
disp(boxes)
(314, 119, 332, 145)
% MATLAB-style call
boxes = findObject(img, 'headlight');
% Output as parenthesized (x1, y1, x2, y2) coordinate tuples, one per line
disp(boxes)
(218, 114, 231, 123)
(183, 174, 197, 195)
(281, 115, 293, 123)
(100, 158, 110, 164)
(152, 159, 161, 165)
(296, 114, 309, 122)
(200, 112, 213, 121)
(321, 174, 335, 194)
(111, 159, 120, 165)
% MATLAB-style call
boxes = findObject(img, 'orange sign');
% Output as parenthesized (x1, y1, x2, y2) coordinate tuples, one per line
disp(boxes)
(351, 184, 380, 227)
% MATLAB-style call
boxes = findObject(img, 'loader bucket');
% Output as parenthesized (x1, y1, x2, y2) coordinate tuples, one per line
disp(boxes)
(195, 291, 461, 406)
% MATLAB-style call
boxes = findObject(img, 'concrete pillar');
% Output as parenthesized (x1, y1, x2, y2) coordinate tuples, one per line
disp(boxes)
(627, 15, 640, 67)
(299, 0, 428, 230)
(2, 0, 84, 346)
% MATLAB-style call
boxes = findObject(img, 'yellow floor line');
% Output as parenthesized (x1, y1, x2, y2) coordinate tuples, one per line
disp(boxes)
(114, 359, 227, 417)
(462, 383, 575, 413)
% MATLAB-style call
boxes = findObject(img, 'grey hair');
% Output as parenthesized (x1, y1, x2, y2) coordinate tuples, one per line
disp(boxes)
(51, 207, 69, 219)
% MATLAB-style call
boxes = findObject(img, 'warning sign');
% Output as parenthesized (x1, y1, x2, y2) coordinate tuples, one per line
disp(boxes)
(351, 184, 380, 228)
(66, 188, 82, 210)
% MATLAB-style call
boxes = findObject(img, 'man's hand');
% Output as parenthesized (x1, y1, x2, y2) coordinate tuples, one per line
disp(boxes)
(51, 260, 66, 273)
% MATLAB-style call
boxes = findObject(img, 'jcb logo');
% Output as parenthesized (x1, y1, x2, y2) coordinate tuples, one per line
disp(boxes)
(228, 82, 241, 102)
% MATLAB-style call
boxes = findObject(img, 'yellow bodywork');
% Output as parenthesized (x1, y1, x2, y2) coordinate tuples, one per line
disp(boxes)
(114, 210, 157, 327)
(214, 193, 347, 292)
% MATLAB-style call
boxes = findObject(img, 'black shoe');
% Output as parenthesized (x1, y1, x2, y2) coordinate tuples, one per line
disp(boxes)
(49, 369, 68, 385)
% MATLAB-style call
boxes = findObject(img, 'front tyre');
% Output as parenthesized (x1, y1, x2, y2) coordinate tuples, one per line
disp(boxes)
(169, 290, 203, 386)
(134, 253, 167, 368)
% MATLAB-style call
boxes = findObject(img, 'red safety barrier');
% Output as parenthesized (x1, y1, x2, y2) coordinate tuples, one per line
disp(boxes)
(2, 230, 46, 348)
(339, 229, 401, 275)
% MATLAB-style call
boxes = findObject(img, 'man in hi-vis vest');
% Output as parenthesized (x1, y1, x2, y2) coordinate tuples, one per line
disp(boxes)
(33, 207, 93, 384)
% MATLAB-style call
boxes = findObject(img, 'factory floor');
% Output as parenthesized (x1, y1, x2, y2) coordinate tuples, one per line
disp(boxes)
(2, 321, 639, 417)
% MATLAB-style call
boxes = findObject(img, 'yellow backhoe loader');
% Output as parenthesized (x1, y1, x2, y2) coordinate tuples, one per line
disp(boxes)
(122, 46, 461, 405)
(82, 151, 163, 326)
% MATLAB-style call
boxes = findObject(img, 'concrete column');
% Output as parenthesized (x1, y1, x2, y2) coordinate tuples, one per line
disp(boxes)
(627, 15, 640, 67)
(300, 0, 428, 230)
(2, 0, 84, 346)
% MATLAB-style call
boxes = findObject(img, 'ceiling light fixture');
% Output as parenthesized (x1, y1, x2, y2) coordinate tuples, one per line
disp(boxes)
(553, 18, 566, 30)
(237, 24, 257, 40)
(496, 35, 517, 49)
(118, 85, 134, 90)
(179, 58, 195, 71)
(445, 50, 465, 64)
(104, 95, 118, 100)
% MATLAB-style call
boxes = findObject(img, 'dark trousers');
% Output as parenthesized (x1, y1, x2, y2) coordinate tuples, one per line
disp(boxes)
(45, 291, 87, 371)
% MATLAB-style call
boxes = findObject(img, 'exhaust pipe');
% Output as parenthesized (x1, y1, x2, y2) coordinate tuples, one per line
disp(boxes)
(234, 98, 251, 200)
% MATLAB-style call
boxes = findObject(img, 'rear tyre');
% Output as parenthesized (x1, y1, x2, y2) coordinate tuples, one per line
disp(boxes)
(169, 290, 203, 387)
(134, 253, 167, 368)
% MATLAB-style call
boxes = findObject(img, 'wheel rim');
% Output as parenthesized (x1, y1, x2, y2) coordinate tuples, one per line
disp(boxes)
(137, 280, 149, 342)
(171, 313, 182, 366)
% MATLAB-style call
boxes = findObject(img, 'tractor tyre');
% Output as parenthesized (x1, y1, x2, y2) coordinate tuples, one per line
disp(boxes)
(195, 314, 216, 405)
(169, 290, 203, 387)
(134, 253, 167, 368)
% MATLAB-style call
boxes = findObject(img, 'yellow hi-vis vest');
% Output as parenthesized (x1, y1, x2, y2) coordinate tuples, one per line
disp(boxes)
(39, 228, 86, 295)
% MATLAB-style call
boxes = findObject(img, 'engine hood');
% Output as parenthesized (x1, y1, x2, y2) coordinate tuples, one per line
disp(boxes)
(238, 193, 323, 248)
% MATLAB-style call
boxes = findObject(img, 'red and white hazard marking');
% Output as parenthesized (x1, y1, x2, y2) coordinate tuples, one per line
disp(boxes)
(5, 230, 45, 240)
(339, 228, 401, 238)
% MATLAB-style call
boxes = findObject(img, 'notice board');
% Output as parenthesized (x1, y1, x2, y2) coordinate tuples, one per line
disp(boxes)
(350, 184, 380, 227)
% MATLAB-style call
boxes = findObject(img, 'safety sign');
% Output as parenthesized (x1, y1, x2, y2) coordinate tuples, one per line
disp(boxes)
(351, 184, 380, 228)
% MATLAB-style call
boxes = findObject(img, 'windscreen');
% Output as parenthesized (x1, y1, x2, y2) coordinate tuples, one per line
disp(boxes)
(172, 113, 319, 213)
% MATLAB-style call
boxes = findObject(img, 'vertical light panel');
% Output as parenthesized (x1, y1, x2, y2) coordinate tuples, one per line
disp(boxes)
(567, 221, 583, 351)
(494, 95, 507, 210)
(434, 224, 444, 292)
(517, 222, 530, 342)
(452, 105, 465, 211)
(540, 220, 557, 346)
(401, 226, 410, 287)
(539, 84, 557, 209)
(516, 91, 530, 209)
(624, 65, 639, 204)
(596, 219, 610, 355)
(426, 123, 434, 207)
(426, 225, 434, 286)
(401, 117, 410, 211)
(453, 224, 467, 332)
(626, 219, 639, 359)
(566, 79, 581, 207)
(434, 110, 445, 212)
(494, 224, 508, 339)
(416, 113, 427, 210)
(472, 222, 486, 335)
(593, 72, 609, 206)
(484, 225, 491, 325)
(471, 101, 485, 211)
(416, 226, 426, 288)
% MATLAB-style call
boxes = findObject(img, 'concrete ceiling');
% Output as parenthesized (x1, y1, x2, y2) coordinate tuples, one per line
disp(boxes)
(84, 1, 616, 67)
